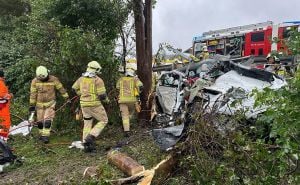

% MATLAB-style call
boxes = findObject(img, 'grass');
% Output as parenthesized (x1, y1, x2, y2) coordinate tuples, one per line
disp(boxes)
(0, 120, 167, 185)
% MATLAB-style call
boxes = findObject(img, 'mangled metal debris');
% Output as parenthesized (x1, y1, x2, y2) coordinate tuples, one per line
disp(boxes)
(152, 124, 184, 151)
(151, 55, 287, 150)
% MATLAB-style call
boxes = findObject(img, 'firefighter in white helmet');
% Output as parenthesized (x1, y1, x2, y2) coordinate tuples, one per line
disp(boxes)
(265, 53, 280, 73)
(72, 61, 109, 152)
(116, 67, 143, 137)
(29, 66, 69, 143)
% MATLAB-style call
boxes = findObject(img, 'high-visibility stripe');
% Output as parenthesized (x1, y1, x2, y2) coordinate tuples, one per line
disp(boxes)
(80, 101, 101, 107)
(36, 100, 55, 108)
(31, 87, 37, 92)
(83, 128, 91, 134)
(122, 119, 130, 125)
(35, 82, 55, 86)
(95, 122, 105, 128)
(55, 83, 63, 89)
(43, 129, 50, 136)
(30, 98, 37, 104)
(96, 87, 106, 94)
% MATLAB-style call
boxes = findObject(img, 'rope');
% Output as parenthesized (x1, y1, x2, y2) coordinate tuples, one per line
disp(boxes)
(9, 96, 78, 134)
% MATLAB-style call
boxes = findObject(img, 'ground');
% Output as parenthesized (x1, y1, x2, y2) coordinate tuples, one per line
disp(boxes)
(0, 121, 177, 185)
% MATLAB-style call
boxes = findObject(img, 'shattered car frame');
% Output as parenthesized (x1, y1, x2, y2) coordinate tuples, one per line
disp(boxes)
(152, 56, 287, 151)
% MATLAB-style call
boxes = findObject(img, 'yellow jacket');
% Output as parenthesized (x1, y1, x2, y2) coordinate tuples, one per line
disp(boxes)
(117, 76, 143, 103)
(30, 75, 69, 108)
(72, 75, 106, 107)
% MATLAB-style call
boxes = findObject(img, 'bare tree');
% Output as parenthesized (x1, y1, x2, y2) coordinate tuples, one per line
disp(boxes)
(116, 14, 136, 72)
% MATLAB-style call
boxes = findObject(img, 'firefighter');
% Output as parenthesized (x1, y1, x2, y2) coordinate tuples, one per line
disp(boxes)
(117, 68, 143, 137)
(0, 69, 12, 141)
(199, 46, 209, 60)
(265, 53, 280, 73)
(29, 66, 69, 144)
(72, 61, 109, 152)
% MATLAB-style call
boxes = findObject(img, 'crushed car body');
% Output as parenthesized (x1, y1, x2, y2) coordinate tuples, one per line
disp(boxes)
(152, 56, 287, 150)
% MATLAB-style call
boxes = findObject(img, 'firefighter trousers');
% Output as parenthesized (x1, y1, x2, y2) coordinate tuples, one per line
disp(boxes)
(81, 105, 108, 142)
(36, 103, 56, 137)
(119, 103, 136, 132)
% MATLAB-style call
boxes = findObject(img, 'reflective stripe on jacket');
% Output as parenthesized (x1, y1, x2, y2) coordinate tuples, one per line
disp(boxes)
(30, 75, 69, 108)
(117, 76, 142, 103)
(72, 76, 106, 107)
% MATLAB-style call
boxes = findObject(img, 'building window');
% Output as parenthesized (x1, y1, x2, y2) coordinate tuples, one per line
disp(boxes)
(251, 49, 255, 55)
(251, 32, 265, 42)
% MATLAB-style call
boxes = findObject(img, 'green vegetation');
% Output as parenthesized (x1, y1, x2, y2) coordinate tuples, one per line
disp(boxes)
(177, 31, 300, 185)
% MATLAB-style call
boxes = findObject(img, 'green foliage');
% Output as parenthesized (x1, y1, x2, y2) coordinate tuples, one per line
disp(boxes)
(180, 29, 300, 184)
(0, 0, 31, 16)
(47, 0, 128, 41)
(286, 28, 300, 55)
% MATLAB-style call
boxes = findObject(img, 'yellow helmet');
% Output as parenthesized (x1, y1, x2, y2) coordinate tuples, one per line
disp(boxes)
(87, 61, 101, 73)
(36, 66, 49, 80)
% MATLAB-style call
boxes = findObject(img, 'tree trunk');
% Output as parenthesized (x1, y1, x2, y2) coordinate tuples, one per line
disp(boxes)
(133, 0, 152, 123)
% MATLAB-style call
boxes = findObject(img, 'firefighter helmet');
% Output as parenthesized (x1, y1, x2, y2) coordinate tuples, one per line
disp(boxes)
(266, 53, 279, 61)
(202, 46, 208, 52)
(36, 66, 49, 80)
(87, 61, 101, 73)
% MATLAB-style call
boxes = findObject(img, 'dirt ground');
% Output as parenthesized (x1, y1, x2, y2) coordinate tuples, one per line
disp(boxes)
(0, 122, 170, 185)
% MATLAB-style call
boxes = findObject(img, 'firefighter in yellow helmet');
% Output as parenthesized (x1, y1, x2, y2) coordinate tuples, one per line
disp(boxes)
(72, 61, 109, 152)
(29, 66, 69, 143)
(116, 68, 143, 137)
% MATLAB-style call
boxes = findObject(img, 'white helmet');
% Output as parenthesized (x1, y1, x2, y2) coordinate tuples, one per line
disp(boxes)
(87, 61, 101, 73)
(266, 53, 279, 61)
(36, 66, 49, 80)
(202, 46, 208, 52)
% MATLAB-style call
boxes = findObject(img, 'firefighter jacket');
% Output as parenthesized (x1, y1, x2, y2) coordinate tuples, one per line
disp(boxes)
(72, 75, 106, 107)
(30, 75, 69, 108)
(117, 76, 143, 104)
(200, 52, 209, 60)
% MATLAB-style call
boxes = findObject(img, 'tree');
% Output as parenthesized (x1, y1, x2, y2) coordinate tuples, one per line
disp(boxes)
(133, 0, 153, 122)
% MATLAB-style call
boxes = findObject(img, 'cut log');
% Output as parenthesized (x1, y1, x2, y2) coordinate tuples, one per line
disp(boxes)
(108, 154, 176, 185)
(107, 150, 145, 176)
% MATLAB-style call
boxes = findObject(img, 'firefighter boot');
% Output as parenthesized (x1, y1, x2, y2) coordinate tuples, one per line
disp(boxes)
(83, 134, 96, 153)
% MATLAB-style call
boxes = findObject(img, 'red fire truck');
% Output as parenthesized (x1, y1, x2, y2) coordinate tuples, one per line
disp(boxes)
(192, 21, 300, 58)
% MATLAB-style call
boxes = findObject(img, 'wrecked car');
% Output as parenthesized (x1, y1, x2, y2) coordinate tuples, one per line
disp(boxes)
(152, 56, 287, 151)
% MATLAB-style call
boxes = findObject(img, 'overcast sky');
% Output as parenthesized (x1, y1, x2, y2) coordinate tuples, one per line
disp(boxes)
(152, 0, 300, 51)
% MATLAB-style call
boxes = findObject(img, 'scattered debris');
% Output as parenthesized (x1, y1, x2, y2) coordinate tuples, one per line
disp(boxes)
(9, 121, 32, 136)
(68, 141, 84, 150)
(83, 166, 98, 179)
